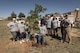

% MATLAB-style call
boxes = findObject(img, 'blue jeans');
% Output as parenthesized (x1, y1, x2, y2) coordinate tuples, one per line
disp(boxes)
(37, 33, 44, 46)
(16, 32, 20, 40)
(61, 27, 66, 42)
(26, 32, 30, 40)
(20, 32, 25, 40)
(11, 31, 17, 41)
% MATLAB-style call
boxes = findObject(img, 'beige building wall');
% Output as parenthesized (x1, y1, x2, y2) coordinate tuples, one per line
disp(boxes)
(77, 11, 80, 19)
(63, 10, 80, 21)
(71, 11, 80, 21)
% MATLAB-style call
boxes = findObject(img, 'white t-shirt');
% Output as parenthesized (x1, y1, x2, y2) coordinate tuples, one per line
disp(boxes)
(66, 19, 71, 27)
(39, 26, 47, 34)
(18, 24, 25, 33)
(50, 17, 53, 21)
(38, 20, 41, 27)
(46, 19, 51, 28)
(52, 20, 58, 28)
(7, 22, 18, 32)
(16, 20, 20, 24)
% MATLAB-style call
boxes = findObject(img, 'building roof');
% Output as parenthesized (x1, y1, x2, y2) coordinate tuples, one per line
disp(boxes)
(0, 18, 4, 21)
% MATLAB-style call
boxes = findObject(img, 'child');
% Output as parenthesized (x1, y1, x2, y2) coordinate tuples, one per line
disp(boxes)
(37, 23, 47, 47)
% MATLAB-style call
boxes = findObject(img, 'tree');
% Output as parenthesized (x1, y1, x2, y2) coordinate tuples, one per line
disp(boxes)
(31, 14, 38, 19)
(45, 14, 51, 17)
(18, 12, 25, 18)
(7, 16, 12, 20)
(29, 10, 35, 15)
(28, 4, 47, 32)
(35, 4, 47, 14)
(29, 10, 38, 19)
(29, 4, 47, 19)
(11, 11, 17, 18)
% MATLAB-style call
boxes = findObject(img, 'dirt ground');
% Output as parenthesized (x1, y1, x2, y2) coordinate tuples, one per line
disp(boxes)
(0, 20, 80, 53)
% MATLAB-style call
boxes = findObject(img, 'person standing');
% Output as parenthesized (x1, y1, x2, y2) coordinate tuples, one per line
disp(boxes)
(15, 18, 21, 40)
(37, 23, 47, 47)
(18, 21, 25, 44)
(46, 15, 52, 36)
(7, 18, 18, 44)
(60, 15, 66, 43)
(64, 15, 72, 44)
(60, 15, 72, 44)
(51, 16, 58, 38)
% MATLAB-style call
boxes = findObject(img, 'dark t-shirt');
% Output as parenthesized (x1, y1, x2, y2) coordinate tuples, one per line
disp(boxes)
(60, 18, 64, 27)
(60, 18, 69, 28)
(41, 18, 47, 25)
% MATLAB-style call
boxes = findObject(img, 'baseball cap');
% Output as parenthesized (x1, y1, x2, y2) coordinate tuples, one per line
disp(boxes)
(12, 18, 16, 20)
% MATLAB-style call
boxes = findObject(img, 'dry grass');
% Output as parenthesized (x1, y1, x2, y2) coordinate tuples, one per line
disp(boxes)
(0, 20, 80, 53)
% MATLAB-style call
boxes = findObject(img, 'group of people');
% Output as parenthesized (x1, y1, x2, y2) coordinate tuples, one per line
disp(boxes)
(36, 14, 72, 47)
(7, 18, 30, 44)
(7, 14, 72, 47)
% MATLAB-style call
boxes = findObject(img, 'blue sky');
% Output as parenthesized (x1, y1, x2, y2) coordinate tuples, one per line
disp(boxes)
(0, 0, 80, 18)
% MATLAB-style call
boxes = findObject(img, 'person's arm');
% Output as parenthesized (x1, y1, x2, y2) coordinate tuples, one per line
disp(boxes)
(46, 20, 48, 26)
(18, 27, 22, 34)
(28, 27, 30, 33)
(67, 19, 71, 24)
(44, 30, 47, 35)
(7, 22, 12, 29)
(51, 21, 53, 28)
(7, 25, 11, 29)
(57, 21, 58, 27)
(44, 27, 47, 35)
(61, 19, 66, 27)
(17, 24, 22, 34)
(60, 18, 62, 27)
(65, 19, 71, 24)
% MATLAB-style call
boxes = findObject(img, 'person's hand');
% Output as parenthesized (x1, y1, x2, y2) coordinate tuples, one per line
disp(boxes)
(8, 26, 12, 29)
(24, 31, 26, 33)
(64, 19, 67, 22)
(20, 32, 22, 34)
(44, 31, 47, 35)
